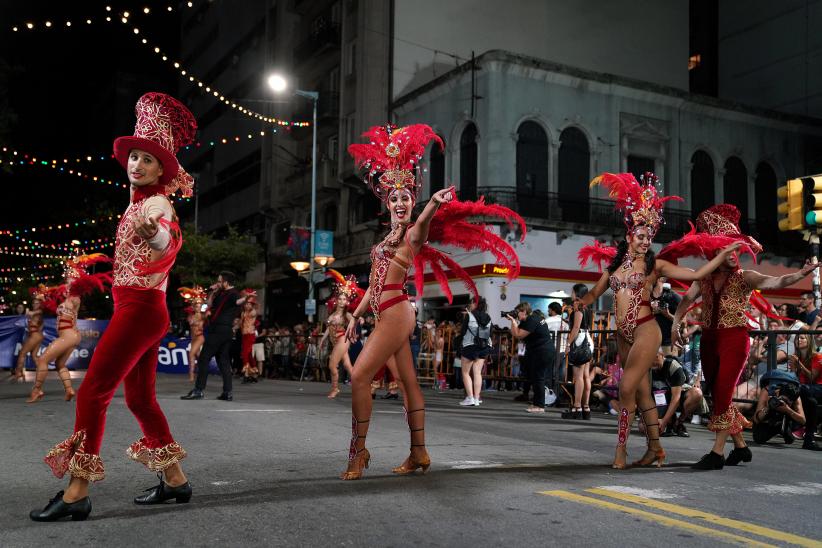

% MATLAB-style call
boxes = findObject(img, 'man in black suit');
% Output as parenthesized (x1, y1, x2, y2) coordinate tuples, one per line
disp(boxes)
(181, 271, 250, 401)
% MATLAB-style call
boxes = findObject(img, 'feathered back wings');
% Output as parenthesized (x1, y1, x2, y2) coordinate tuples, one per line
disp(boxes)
(413, 197, 526, 303)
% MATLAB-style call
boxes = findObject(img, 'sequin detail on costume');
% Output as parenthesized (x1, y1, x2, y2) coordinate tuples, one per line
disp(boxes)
(701, 270, 752, 329)
(56, 302, 77, 331)
(113, 198, 159, 289)
(609, 255, 651, 344)
(127, 438, 187, 471)
(44, 430, 106, 482)
(707, 405, 749, 434)
(369, 226, 411, 320)
(617, 408, 630, 446)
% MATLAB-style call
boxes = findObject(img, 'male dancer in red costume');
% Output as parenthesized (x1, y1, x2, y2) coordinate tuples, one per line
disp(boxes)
(31, 93, 197, 521)
(666, 204, 818, 469)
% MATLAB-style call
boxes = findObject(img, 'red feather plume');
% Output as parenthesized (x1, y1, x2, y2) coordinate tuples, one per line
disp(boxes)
(658, 222, 757, 264)
(412, 197, 525, 303)
(578, 240, 618, 271)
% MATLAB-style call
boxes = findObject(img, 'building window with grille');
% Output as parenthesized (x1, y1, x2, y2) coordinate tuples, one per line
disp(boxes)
(516, 121, 548, 197)
(690, 150, 714, 219)
(558, 126, 590, 222)
(723, 157, 748, 230)
(459, 123, 478, 201)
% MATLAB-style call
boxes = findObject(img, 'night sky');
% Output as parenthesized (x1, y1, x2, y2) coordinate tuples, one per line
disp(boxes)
(0, 1, 187, 295)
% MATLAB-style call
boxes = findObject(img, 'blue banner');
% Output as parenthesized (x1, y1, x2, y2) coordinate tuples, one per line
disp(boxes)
(0, 315, 217, 374)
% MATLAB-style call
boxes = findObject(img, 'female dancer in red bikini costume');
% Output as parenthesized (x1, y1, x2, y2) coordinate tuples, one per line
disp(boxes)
(577, 172, 739, 469)
(31, 92, 196, 521)
(12, 285, 46, 382)
(28, 254, 111, 403)
(179, 286, 207, 382)
(663, 204, 818, 469)
(341, 124, 525, 480)
(319, 270, 363, 398)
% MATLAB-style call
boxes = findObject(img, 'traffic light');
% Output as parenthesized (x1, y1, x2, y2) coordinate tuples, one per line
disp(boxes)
(778, 178, 804, 231)
(801, 175, 822, 226)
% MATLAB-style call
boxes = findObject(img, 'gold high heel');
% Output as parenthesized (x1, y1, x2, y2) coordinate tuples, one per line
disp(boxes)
(392, 451, 431, 475)
(327, 384, 340, 399)
(26, 388, 44, 403)
(612, 446, 628, 470)
(632, 406, 666, 468)
(633, 448, 666, 468)
(341, 448, 370, 480)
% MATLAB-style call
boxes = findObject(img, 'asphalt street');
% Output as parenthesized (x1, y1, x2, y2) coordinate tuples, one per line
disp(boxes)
(1, 372, 820, 547)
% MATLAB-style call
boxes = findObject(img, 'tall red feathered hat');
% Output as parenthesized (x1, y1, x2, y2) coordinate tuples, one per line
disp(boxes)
(590, 172, 682, 238)
(113, 92, 197, 197)
(658, 203, 761, 263)
(696, 204, 762, 254)
(348, 123, 443, 203)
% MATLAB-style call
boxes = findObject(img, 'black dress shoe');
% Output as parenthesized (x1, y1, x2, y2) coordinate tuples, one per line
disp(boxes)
(30, 491, 92, 522)
(216, 392, 233, 401)
(180, 390, 204, 400)
(674, 423, 690, 438)
(725, 446, 752, 466)
(581, 409, 592, 420)
(134, 478, 192, 505)
(380, 392, 399, 400)
(692, 451, 725, 470)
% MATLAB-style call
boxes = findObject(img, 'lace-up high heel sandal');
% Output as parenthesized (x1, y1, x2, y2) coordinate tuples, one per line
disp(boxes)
(341, 417, 370, 480)
(393, 408, 431, 475)
(58, 368, 75, 401)
(632, 406, 666, 468)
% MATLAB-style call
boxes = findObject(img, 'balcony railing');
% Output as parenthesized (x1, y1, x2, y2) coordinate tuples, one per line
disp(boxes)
(476, 187, 690, 242)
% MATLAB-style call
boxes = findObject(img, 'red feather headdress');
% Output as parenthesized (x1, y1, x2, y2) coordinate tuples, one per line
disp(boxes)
(413, 197, 527, 303)
(325, 269, 365, 313)
(577, 240, 618, 271)
(590, 172, 682, 238)
(348, 124, 443, 203)
(178, 285, 207, 305)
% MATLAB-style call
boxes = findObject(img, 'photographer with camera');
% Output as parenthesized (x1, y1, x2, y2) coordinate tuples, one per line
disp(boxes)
(652, 277, 680, 356)
(752, 370, 806, 445)
(787, 331, 822, 451)
(507, 302, 556, 414)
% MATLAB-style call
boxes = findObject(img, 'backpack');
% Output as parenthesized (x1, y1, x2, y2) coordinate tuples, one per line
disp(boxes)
(468, 312, 491, 349)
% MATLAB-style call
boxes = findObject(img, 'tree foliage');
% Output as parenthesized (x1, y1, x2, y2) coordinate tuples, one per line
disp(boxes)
(173, 225, 263, 286)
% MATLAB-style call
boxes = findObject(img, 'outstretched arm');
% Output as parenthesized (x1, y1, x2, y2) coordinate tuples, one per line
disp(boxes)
(657, 242, 741, 282)
(744, 260, 819, 291)
(578, 272, 609, 308)
(408, 186, 455, 248)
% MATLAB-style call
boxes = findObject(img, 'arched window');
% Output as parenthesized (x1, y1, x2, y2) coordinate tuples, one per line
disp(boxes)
(723, 157, 748, 231)
(321, 202, 337, 231)
(459, 123, 478, 201)
(517, 121, 549, 197)
(429, 135, 445, 196)
(690, 151, 715, 219)
(558, 127, 590, 222)
(754, 162, 777, 236)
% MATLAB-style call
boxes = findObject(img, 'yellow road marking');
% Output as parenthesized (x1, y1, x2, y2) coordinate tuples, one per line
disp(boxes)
(540, 490, 776, 548)
(587, 488, 822, 548)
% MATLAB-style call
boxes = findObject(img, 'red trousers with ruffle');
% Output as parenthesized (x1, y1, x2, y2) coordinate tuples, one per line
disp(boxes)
(241, 333, 256, 369)
(44, 287, 185, 481)
(700, 327, 750, 434)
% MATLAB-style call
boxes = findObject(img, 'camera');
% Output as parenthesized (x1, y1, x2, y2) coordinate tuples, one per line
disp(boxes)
(767, 395, 787, 412)
(501, 310, 517, 318)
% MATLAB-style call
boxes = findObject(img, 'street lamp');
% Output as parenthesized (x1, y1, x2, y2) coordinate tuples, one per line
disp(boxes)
(269, 73, 319, 320)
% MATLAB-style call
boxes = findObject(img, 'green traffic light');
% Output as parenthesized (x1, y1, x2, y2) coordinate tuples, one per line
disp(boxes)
(807, 211, 820, 225)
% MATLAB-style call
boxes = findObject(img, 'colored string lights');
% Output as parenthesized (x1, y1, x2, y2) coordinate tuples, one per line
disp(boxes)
(0, 214, 121, 235)
(0, 263, 61, 273)
(0, 151, 128, 189)
(1, 234, 114, 252)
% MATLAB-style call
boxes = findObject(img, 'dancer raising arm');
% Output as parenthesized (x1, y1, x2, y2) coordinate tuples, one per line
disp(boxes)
(341, 124, 525, 480)
(663, 204, 819, 468)
(28, 255, 111, 403)
(31, 93, 196, 521)
(577, 172, 739, 470)
(319, 271, 363, 398)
